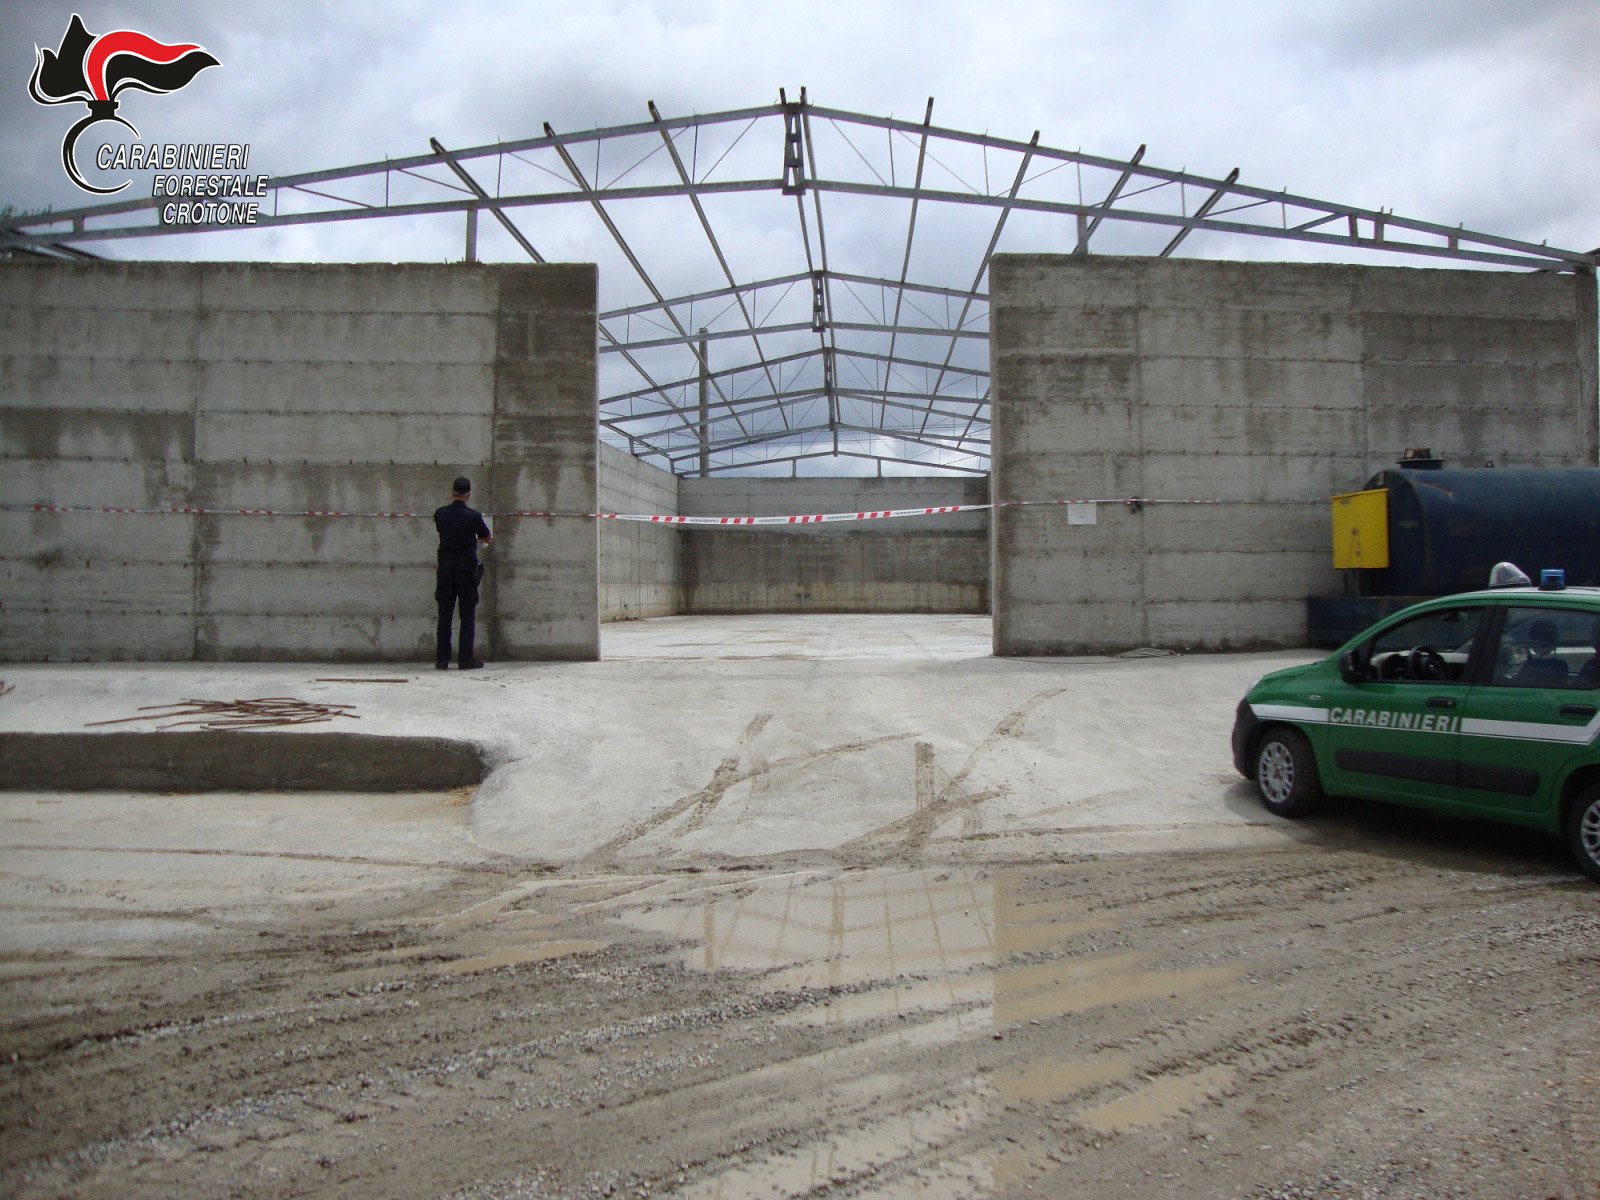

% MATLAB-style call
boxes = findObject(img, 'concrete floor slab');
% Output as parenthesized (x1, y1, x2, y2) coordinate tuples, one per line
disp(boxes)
(1, 615, 1321, 872)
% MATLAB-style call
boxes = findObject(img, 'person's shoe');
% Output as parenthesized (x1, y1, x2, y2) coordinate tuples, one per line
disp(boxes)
(435, 661, 450, 670)
(459, 659, 485, 670)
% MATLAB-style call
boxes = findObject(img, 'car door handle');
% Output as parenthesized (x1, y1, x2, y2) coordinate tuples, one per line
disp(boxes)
(1560, 703, 1597, 719)
(1427, 697, 1457, 710)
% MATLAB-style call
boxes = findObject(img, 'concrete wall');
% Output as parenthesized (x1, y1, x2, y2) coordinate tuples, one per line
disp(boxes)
(990, 256, 1600, 655)
(0, 261, 598, 662)
(598, 441, 678, 620)
(677, 477, 989, 613)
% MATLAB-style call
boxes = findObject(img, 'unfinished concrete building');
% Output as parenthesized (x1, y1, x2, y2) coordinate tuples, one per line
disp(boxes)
(3, 96, 1596, 661)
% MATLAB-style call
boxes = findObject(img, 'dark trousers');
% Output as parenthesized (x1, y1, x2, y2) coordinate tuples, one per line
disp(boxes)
(435, 559, 481, 665)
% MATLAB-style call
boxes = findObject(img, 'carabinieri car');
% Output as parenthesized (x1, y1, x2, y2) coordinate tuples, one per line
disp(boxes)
(1233, 582, 1600, 882)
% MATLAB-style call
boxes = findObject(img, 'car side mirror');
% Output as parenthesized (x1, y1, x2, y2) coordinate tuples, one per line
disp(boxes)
(1338, 649, 1364, 684)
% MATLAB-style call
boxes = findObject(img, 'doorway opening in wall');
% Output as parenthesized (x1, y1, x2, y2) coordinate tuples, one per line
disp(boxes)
(597, 452, 993, 660)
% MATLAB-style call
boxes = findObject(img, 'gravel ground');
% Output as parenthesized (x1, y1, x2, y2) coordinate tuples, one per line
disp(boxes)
(3, 792, 1598, 1199)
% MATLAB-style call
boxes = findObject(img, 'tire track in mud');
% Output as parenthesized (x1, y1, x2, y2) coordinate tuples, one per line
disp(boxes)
(844, 687, 1066, 856)
(579, 714, 913, 864)
(3, 842, 1597, 1199)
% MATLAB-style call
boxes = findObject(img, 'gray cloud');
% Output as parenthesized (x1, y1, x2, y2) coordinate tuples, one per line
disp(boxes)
(4, 2, 1594, 270)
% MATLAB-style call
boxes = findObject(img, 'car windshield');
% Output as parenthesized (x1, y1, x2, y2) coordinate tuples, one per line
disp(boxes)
(1362, 606, 1483, 682)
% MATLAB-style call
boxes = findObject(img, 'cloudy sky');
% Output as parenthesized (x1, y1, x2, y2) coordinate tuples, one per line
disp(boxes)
(7, 0, 1596, 255)
(5, 1, 1596, 470)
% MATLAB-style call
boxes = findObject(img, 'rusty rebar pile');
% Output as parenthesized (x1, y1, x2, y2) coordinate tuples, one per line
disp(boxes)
(86, 697, 359, 730)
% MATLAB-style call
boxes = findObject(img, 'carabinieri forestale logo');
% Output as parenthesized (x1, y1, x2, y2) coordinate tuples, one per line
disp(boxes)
(29, 13, 267, 227)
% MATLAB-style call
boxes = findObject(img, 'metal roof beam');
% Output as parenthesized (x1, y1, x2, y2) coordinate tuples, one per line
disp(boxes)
(601, 271, 814, 320)
(3, 103, 786, 233)
(543, 119, 747, 439)
(600, 320, 817, 353)
(627, 386, 982, 428)
(605, 347, 823, 402)
(648, 99, 787, 426)
(0, 179, 783, 251)
(429, 137, 708, 445)
(4, 99, 1589, 270)
(798, 93, 843, 457)
(922, 129, 1037, 435)
(677, 447, 986, 477)
(881, 98, 935, 431)
(1160, 168, 1241, 258)
(429, 137, 547, 263)
(802, 179, 1580, 272)
(808, 105, 1590, 268)
(1077, 143, 1145, 253)
(609, 388, 825, 427)
(833, 346, 988, 381)
(600, 269, 985, 322)
(602, 318, 986, 354)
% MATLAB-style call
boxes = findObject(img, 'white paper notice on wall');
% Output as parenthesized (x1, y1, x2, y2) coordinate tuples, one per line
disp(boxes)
(1066, 502, 1097, 525)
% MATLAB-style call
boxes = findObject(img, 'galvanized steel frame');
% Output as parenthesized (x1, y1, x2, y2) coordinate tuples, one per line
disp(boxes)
(5, 92, 1592, 476)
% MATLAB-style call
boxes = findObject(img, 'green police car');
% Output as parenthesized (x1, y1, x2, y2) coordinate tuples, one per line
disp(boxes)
(1232, 577, 1600, 881)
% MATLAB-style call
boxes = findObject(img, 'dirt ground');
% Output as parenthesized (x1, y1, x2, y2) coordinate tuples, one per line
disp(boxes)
(3, 792, 1598, 1200)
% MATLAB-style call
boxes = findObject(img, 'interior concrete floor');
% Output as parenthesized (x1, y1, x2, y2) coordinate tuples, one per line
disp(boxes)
(0, 614, 1326, 959)
(1, 615, 1319, 876)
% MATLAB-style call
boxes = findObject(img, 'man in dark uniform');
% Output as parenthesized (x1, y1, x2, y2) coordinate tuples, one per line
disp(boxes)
(433, 476, 492, 670)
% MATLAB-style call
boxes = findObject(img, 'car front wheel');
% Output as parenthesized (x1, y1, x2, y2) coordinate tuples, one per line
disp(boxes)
(1565, 784, 1600, 883)
(1254, 727, 1324, 819)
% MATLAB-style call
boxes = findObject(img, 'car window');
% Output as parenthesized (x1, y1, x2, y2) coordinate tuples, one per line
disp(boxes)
(1487, 606, 1600, 690)
(1361, 606, 1484, 683)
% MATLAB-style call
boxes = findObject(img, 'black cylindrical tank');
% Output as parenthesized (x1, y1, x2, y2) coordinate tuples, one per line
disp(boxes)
(1359, 466, 1600, 597)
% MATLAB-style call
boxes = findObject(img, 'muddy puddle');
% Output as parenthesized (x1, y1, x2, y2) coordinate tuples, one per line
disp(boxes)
(8, 844, 1593, 1200)
(489, 866, 1247, 1197)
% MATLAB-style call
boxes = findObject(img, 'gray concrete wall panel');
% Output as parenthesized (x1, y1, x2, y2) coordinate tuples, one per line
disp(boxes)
(195, 311, 496, 365)
(679, 477, 990, 533)
(2, 407, 194, 462)
(1138, 406, 1365, 454)
(2, 510, 195, 561)
(0, 307, 202, 360)
(1140, 503, 1330, 554)
(193, 614, 429, 662)
(195, 263, 496, 315)
(1140, 358, 1365, 408)
(992, 255, 1598, 655)
(1577, 273, 1599, 456)
(677, 477, 989, 614)
(0, 356, 196, 411)
(5, 561, 194, 610)
(598, 442, 678, 622)
(196, 361, 495, 414)
(195, 411, 492, 465)
(196, 519, 435, 565)
(485, 263, 599, 662)
(5, 611, 195, 660)
(1, 260, 599, 663)
(1, 459, 196, 507)
(1139, 308, 1363, 362)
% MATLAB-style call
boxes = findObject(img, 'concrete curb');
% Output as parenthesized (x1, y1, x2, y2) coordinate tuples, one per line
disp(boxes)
(0, 731, 484, 793)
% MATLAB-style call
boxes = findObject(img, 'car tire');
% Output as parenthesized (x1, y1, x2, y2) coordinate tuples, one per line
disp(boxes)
(1254, 727, 1324, 819)
(1565, 784, 1600, 883)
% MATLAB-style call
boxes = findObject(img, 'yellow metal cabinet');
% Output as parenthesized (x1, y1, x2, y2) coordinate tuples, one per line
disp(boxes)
(1331, 488, 1389, 569)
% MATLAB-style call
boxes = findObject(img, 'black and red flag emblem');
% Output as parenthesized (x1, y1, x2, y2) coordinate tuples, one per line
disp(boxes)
(28, 13, 219, 194)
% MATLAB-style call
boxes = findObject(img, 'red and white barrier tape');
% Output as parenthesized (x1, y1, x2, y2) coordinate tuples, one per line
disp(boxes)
(3, 498, 1219, 523)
